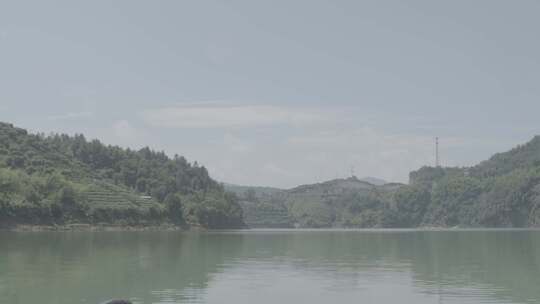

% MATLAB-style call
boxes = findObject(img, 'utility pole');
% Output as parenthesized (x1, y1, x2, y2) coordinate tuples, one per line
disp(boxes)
(435, 137, 440, 167)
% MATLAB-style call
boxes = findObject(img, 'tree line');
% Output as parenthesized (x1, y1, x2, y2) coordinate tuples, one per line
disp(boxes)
(236, 136, 540, 228)
(0, 122, 243, 228)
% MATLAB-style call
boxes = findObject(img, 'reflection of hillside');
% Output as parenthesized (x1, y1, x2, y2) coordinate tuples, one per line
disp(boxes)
(0, 232, 244, 304)
(408, 231, 540, 304)
(226, 230, 540, 304)
(1, 230, 539, 304)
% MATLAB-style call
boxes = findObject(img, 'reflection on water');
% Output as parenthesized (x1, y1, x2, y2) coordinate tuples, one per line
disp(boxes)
(0, 229, 539, 304)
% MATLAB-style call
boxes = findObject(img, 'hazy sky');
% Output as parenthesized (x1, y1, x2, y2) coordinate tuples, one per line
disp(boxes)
(1, 1, 540, 188)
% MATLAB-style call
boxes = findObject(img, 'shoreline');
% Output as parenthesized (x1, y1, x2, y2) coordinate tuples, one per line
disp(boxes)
(0, 223, 190, 232)
(2, 224, 539, 232)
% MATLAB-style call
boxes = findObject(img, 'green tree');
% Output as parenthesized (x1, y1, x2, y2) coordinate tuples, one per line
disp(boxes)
(165, 193, 184, 224)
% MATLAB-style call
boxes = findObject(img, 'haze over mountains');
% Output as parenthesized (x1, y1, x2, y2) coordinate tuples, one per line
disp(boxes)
(225, 176, 389, 194)
(357, 177, 388, 186)
(2, 121, 540, 229)
(232, 137, 540, 228)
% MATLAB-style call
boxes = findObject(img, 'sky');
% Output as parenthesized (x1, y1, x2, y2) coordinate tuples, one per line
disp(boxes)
(1, 0, 539, 188)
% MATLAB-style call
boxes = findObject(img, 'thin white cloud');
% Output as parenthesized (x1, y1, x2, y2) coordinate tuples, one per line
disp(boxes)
(47, 111, 94, 121)
(112, 120, 137, 140)
(262, 162, 300, 178)
(141, 104, 330, 128)
(223, 133, 253, 153)
(134, 104, 498, 187)
(284, 127, 440, 183)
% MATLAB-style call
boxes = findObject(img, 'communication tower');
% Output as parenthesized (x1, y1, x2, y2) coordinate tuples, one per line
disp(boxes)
(435, 137, 440, 167)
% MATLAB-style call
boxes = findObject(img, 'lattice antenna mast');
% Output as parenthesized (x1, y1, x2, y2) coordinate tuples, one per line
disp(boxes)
(435, 137, 440, 167)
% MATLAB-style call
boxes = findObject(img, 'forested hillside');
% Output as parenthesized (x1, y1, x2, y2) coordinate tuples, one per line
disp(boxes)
(225, 184, 291, 228)
(0, 122, 243, 229)
(232, 177, 405, 228)
(409, 137, 540, 227)
(236, 136, 540, 228)
(3, 121, 540, 229)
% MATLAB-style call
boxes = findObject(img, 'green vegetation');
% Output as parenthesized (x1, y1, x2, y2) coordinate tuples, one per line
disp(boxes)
(0, 122, 243, 229)
(240, 200, 292, 228)
(409, 137, 540, 227)
(232, 178, 403, 228)
(3, 120, 540, 229)
(235, 136, 540, 228)
(225, 184, 292, 228)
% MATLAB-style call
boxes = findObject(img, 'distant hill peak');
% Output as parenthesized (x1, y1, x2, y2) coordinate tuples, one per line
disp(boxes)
(288, 176, 388, 194)
(358, 176, 388, 186)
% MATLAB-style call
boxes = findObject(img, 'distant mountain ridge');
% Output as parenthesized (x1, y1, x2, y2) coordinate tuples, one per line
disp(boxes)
(235, 136, 540, 228)
(225, 176, 388, 193)
(3, 121, 540, 229)
(224, 183, 283, 196)
(358, 176, 388, 186)
(231, 177, 404, 228)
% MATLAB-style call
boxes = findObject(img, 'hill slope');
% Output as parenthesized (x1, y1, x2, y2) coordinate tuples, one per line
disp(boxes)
(237, 136, 540, 228)
(232, 177, 404, 228)
(408, 137, 540, 227)
(0, 122, 243, 228)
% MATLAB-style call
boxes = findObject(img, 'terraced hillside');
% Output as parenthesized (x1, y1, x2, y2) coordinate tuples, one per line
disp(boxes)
(239, 200, 292, 228)
(230, 177, 405, 228)
(85, 182, 158, 211)
(0, 122, 243, 228)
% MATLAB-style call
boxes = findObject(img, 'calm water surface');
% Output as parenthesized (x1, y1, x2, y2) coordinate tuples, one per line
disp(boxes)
(1, 229, 540, 304)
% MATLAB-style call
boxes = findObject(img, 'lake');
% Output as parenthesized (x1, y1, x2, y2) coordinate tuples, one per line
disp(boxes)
(1, 229, 540, 304)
